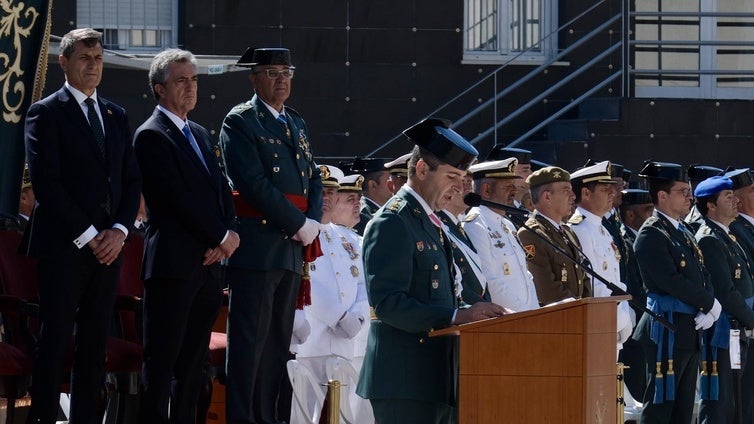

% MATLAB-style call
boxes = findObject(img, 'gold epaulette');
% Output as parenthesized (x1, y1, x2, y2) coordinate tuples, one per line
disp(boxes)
(568, 213, 585, 225)
(464, 211, 480, 222)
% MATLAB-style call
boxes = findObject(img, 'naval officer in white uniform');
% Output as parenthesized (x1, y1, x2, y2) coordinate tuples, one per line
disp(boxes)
(296, 165, 370, 385)
(567, 160, 634, 348)
(463, 158, 540, 312)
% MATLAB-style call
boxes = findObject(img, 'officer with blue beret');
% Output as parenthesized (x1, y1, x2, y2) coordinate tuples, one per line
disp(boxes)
(694, 175, 754, 423)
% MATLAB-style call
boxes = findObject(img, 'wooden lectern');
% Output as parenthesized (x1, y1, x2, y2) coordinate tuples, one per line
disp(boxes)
(431, 296, 628, 423)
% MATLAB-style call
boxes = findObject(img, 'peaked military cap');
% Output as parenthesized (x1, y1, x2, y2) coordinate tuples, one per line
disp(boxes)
(468, 158, 520, 180)
(338, 174, 364, 192)
(686, 164, 723, 185)
(526, 166, 570, 189)
(585, 159, 624, 179)
(319, 165, 344, 189)
(638, 161, 688, 182)
(694, 175, 733, 198)
(347, 157, 388, 174)
(236, 47, 295, 68)
(486, 146, 532, 163)
(384, 152, 412, 176)
(570, 160, 617, 184)
(724, 168, 754, 191)
(621, 189, 651, 206)
(622, 167, 632, 182)
(403, 117, 478, 171)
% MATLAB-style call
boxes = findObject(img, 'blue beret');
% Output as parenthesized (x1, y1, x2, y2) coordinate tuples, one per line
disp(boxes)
(693, 175, 733, 198)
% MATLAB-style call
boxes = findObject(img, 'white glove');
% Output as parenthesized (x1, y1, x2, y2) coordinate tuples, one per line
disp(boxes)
(291, 310, 311, 345)
(694, 311, 715, 331)
(335, 311, 365, 339)
(709, 299, 722, 321)
(294, 218, 320, 246)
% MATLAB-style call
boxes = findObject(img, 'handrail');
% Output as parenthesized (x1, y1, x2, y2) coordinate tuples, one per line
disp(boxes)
(365, 0, 611, 157)
(454, 13, 622, 129)
(502, 72, 623, 148)
(469, 42, 622, 145)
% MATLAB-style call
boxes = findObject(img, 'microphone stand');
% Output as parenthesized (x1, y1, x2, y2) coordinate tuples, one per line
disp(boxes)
(464, 194, 674, 331)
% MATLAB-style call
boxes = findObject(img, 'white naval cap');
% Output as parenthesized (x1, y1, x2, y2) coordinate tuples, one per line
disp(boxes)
(468, 158, 520, 180)
(570, 160, 616, 184)
(384, 152, 412, 176)
(319, 164, 345, 189)
(338, 173, 364, 192)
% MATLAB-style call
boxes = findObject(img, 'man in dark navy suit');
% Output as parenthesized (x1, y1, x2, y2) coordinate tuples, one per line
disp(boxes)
(23, 28, 141, 424)
(133, 48, 240, 423)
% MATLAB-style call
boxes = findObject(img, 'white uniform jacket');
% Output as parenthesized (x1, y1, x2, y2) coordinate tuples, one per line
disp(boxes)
(568, 207, 634, 342)
(297, 223, 370, 359)
(463, 205, 540, 312)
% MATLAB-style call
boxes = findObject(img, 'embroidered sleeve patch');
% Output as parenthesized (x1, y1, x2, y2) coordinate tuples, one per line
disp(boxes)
(524, 244, 536, 259)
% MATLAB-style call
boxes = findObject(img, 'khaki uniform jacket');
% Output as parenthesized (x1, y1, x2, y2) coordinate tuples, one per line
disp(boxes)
(517, 211, 591, 305)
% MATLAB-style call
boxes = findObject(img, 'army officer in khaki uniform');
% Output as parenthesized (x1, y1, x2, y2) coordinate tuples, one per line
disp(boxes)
(517, 167, 592, 305)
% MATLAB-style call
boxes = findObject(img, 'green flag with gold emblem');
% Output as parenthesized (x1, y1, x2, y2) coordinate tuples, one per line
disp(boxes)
(0, 0, 52, 220)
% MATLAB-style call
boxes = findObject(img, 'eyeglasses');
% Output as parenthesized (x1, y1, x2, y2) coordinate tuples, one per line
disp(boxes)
(254, 68, 294, 79)
(670, 188, 692, 197)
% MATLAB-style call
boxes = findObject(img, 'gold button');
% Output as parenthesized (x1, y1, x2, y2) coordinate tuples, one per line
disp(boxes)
(261, 219, 267, 224)
(274, 153, 278, 158)
(304, 189, 307, 194)
(301, 171, 305, 176)
(433, 264, 439, 270)
(296, 154, 300, 160)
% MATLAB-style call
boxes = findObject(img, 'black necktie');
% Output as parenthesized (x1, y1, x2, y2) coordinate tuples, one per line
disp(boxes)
(84, 98, 106, 160)
(85, 97, 110, 214)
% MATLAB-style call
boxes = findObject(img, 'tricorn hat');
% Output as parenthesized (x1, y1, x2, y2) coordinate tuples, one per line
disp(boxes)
(403, 118, 478, 171)
(236, 47, 294, 68)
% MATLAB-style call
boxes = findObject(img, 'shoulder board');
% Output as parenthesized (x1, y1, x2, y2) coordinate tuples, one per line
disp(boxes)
(568, 213, 585, 225)
(645, 216, 660, 226)
(464, 211, 480, 222)
(388, 198, 404, 213)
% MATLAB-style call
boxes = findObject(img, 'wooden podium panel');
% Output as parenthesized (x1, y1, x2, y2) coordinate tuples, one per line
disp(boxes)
(432, 297, 626, 424)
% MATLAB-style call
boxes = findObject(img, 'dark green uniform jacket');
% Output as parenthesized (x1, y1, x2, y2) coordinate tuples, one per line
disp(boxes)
(357, 187, 458, 406)
(219, 95, 322, 273)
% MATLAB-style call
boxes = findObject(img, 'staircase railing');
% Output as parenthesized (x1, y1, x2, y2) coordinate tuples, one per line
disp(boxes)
(367, 0, 624, 157)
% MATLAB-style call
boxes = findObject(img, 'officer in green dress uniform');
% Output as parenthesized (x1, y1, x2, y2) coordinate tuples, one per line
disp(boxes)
(517, 167, 592, 305)
(220, 47, 323, 424)
(722, 168, 754, 422)
(693, 175, 754, 423)
(438, 169, 492, 305)
(632, 162, 721, 424)
(618, 188, 654, 399)
(356, 118, 506, 424)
